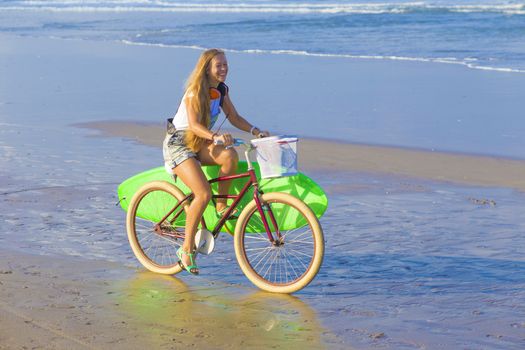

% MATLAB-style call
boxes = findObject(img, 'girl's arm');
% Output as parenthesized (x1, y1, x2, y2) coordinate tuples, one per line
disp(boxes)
(222, 94, 269, 137)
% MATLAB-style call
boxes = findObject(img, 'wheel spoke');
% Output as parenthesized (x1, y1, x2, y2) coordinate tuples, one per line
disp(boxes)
(283, 228, 312, 241)
(261, 249, 279, 281)
(285, 247, 309, 273)
(245, 235, 273, 242)
(251, 246, 274, 271)
(286, 247, 313, 260)
(245, 246, 273, 252)
(282, 248, 300, 281)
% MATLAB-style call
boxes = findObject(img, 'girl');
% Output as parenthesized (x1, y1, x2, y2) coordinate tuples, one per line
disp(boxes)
(163, 49, 269, 275)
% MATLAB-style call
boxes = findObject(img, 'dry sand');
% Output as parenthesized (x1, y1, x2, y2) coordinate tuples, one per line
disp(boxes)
(78, 120, 525, 192)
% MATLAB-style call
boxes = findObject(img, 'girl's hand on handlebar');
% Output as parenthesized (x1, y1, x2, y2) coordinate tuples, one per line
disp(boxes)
(255, 130, 270, 138)
(213, 133, 234, 146)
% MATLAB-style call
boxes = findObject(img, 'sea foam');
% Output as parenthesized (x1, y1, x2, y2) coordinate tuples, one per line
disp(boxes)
(2, 1, 524, 15)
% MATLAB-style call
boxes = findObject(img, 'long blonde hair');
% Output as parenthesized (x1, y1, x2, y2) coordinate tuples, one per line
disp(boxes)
(184, 48, 225, 152)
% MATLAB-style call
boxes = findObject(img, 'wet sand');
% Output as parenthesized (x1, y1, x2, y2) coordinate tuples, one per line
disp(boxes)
(78, 120, 525, 191)
(0, 248, 343, 349)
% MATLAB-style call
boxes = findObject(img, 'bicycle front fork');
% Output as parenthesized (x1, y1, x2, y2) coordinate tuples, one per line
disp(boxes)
(255, 194, 282, 244)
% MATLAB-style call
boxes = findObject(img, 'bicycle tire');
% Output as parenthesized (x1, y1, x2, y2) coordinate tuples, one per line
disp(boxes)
(234, 192, 324, 293)
(126, 181, 187, 275)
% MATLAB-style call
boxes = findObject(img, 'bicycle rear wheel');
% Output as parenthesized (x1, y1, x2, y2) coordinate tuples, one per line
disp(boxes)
(234, 192, 324, 293)
(126, 181, 187, 275)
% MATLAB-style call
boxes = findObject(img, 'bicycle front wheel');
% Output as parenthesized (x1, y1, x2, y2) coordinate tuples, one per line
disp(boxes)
(234, 192, 324, 293)
(126, 181, 187, 275)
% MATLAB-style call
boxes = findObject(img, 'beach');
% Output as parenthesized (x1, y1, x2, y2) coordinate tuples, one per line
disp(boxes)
(79, 120, 525, 191)
(0, 249, 340, 349)
(2, 31, 525, 350)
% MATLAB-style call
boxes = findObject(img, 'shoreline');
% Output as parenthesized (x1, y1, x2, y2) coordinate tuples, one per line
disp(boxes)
(2, 33, 524, 160)
(76, 120, 525, 192)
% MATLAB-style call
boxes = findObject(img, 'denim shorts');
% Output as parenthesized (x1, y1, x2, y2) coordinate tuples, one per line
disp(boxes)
(162, 129, 198, 173)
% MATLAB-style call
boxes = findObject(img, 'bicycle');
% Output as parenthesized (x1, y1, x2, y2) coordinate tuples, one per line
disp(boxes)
(125, 138, 324, 293)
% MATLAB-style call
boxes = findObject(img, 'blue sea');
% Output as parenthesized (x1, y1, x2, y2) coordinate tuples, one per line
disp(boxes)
(1, 0, 524, 73)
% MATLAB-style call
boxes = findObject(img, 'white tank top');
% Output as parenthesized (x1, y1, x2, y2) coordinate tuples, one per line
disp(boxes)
(171, 87, 224, 130)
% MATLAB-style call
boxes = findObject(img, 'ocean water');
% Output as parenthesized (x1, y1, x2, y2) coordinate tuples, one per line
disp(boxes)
(1, 0, 524, 73)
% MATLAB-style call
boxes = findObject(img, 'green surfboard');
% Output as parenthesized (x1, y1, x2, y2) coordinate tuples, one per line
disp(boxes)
(117, 161, 328, 233)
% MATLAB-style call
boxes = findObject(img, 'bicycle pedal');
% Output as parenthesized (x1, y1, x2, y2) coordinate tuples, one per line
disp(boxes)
(195, 229, 215, 255)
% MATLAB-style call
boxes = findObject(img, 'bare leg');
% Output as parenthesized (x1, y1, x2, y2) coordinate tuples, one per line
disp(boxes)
(173, 158, 211, 271)
(198, 143, 238, 212)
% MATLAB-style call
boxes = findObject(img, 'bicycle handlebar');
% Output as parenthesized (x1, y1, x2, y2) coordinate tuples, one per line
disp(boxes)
(233, 138, 246, 146)
(213, 138, 248, 147)
(213, 138, 254, 165)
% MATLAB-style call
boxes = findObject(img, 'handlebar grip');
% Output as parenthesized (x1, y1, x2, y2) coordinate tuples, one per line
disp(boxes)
(233, 138, 245, 146)
(213, 138, 245, 147)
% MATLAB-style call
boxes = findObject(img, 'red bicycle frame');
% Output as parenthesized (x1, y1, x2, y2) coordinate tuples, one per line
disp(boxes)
(163, 166, 282, 243)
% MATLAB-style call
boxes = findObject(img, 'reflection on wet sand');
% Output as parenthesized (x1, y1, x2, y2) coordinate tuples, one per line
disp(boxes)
(115, 272, 343, 349)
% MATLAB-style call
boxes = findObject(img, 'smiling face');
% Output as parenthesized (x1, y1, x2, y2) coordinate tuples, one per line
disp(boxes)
(207, 53, 228, 86)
